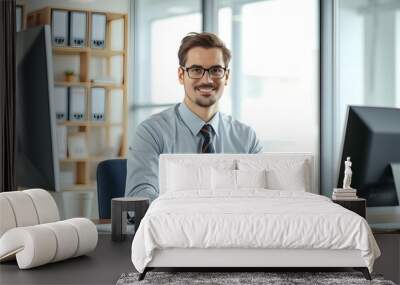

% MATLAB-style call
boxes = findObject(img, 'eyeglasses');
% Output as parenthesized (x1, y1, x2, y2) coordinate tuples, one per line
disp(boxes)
(181, 65, 227, 79)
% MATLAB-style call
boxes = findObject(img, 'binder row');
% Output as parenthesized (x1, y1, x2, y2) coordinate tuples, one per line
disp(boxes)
(51, 9, 106, 48)
(54, 86, 106, 122)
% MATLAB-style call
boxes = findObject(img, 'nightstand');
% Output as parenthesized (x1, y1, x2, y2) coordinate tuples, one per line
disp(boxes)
(111, 197, 150, 242)
(332, 198, 366, 218)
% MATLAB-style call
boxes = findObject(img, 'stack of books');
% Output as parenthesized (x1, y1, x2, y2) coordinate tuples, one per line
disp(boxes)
(332, 188, 358, 200)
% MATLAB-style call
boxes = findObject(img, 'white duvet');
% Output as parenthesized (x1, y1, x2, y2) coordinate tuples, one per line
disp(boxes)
(131, 190, 380, 273)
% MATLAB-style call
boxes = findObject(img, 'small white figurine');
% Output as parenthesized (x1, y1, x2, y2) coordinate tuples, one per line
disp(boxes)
(342, 157, 353, 189)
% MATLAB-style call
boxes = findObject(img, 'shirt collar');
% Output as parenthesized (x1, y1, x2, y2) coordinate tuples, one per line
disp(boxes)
(178, 102, 220, 137)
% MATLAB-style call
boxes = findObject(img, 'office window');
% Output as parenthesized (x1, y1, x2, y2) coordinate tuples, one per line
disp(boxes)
(333, 0, 400, 173)
(132, 0, 201, 130)
(218, 0, 319, 155)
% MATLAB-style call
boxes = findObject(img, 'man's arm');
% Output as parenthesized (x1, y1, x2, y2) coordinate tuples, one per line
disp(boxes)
(125, 123, 162, 202)
(249, 127, 263, 154)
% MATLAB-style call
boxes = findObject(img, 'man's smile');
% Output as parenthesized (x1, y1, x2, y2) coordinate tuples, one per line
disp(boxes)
(195, 84, 216, 95)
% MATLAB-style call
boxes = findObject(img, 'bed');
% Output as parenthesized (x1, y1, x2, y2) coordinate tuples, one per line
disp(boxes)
(131, 153, 381, 280)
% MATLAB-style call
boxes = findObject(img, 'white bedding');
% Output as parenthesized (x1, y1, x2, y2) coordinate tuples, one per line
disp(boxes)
(131, 190, 380, 273)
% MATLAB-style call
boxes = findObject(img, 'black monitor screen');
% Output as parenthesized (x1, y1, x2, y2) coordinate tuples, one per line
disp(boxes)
(16, 26, 59, 191)
(338, 106, 400, 207)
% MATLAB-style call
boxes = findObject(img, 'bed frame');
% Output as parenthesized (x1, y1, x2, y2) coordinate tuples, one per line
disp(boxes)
(139, 248, 371, 280)
(137, 154, 372, 281)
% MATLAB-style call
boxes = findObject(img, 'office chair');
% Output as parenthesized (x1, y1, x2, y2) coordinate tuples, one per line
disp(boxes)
(96, 159, 127, 219)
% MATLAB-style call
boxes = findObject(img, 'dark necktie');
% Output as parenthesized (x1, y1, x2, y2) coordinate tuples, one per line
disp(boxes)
(200, 124, 215, 153)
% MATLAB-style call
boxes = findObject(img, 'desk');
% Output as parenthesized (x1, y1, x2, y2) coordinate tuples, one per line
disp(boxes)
(0, 221, 134, 285)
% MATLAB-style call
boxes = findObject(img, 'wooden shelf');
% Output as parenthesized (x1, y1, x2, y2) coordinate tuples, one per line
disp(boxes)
(54, 81, 123, 89)
(106, 12, 125, 21)
(89, 122, 123, 127)
(52, 48, 125, 57)
(57, 121, 123, 127)
(53, 47, 90, 54)
(59, 156, 124, 163)
(90, 82, 124, 89)
(60, 156, 123, 163)
(90, 49, 125, 57)
(57, 121, 90, 126)
(90, 156, 124, 161)
(60, 157, 90, 163)
(55, 81, 90, 87)
(62, 184, 97, 191)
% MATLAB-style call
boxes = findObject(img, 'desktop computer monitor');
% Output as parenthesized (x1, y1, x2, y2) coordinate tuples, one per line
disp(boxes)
(338, 106, 400, 227)
(16, 25, 60, 191)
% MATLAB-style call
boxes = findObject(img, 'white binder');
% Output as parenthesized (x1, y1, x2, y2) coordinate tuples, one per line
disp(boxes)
(51, 10, 68, 47)
(110, 18, 124, 51)
(109, 89, 123, 123)
(69, 87, 86, 121)
(91, 13, 106, 49)
(110, 56, 123, 84)
(54, 86, 68, 121)
(56, 126, 67, 159)
(68, 133, 88, 159)
(16, 6, 22, 32)
(69, 11, 87, 47)
(91, 88, 106, 121)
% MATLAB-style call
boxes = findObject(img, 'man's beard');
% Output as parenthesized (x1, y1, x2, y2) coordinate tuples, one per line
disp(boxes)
(193, 95, 218, 107)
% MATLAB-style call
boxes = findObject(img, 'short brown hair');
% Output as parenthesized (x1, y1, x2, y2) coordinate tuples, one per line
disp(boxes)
(178, 32, 231, 67)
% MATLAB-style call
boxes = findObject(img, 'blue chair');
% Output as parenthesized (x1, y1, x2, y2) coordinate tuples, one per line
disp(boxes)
(96, 159, 127, 219)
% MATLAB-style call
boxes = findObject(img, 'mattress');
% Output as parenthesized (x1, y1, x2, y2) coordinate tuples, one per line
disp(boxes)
(131, 190, 380, 273)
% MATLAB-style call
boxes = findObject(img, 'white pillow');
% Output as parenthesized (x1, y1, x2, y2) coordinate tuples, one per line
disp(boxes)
(237, 169, 267, 188)
(167, 162, 212, 191)
(211, 169, 267, 190)
(212, 169, 236, 190)
(238, 159, 308, 191)
(266, 166, 307, 191)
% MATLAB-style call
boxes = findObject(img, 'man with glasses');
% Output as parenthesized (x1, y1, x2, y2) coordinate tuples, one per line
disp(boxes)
(125, 32, 262, 201)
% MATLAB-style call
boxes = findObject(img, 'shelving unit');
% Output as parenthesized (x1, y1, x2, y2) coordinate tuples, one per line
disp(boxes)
(27, 7, 128, 193)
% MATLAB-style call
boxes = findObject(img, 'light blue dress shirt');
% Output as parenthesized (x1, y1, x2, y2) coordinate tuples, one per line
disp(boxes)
(125, 102, 262, 201)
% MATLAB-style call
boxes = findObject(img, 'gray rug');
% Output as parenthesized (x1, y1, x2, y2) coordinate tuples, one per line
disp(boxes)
(116, 271, 396, 285)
